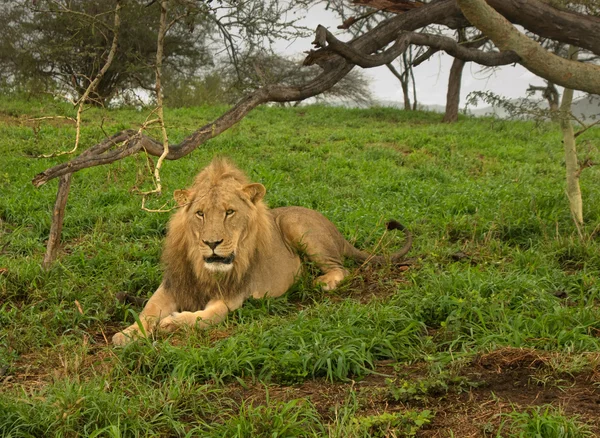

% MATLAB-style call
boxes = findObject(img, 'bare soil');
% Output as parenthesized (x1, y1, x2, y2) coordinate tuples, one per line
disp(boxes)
(227, 348, 600, 437)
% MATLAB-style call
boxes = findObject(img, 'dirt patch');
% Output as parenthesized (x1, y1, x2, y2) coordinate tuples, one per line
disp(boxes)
(4, 328, 599, 436)
(222, 348, 600, 437)
(421, 353, 600, 436)
(332, 263, 412, 304)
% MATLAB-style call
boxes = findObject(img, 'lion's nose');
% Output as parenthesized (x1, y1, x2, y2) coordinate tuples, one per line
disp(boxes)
(203, 239, 223, 250)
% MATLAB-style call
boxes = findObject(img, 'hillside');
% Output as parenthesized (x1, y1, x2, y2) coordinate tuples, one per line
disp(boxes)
(377, 95, 600, 122)
(1, 98, 600, 436)
(468, 94, 600, 121)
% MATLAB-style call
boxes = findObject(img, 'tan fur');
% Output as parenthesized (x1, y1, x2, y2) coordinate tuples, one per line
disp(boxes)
(112, 158, 411, 345)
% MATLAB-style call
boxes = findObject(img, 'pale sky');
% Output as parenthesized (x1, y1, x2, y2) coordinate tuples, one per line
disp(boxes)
(275, 5, 549, 108)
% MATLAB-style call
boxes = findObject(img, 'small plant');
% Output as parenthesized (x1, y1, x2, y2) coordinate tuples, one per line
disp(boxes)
(497, 405, 593, 438)
(197, 397, 325, 437)
(386, 371, 474, 402)
(352, 410, 433, 437)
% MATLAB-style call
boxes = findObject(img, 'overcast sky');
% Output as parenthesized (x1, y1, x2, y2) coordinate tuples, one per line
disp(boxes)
(274, 5, 550, 108)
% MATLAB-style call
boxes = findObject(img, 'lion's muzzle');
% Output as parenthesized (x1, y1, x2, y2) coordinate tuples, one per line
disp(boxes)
(204, 253, 235, 265)
(203, 252, 235, 272)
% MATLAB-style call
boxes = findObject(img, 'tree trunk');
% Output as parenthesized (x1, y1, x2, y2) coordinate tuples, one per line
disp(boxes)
(385, 62, 411, 110)
(401, 77, 411, 110)
(410, 61, 418, 110)
(560, 45, 583, 230)
(443, 56, 466, 123)
(42, 174, 72, 269)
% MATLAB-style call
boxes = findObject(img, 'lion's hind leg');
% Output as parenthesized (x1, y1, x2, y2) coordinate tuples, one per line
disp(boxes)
(314, 268, 349, 291)
(291, 232, 349, 290)
(275, 207, 352, 291)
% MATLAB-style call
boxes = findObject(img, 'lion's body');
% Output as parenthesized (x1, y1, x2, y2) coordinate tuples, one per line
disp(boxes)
(112, 159, 411, 345)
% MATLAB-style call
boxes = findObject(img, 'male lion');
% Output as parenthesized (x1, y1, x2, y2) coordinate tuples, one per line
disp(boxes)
(112, 159, 412, 345)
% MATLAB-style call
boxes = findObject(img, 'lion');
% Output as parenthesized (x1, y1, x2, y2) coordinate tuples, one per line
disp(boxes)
(112, 158, 412, 345)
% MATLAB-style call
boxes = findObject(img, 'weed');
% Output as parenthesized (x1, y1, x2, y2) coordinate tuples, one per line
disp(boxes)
(352, 410, 433, 438)
(497, 405, 593, 438)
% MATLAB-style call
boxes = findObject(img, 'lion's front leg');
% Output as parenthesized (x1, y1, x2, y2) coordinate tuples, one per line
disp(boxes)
(112, 285, 177, 346)
(159, 296, 244, 333)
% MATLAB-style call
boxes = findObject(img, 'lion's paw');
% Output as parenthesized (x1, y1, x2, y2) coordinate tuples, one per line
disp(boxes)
(158, 315, 179, 332)
(112, 330, 137, 346)
(158, 312, 191, 332)
(315, 269, 348, 291)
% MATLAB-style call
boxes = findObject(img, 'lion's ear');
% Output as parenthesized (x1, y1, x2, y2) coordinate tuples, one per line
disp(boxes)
(243, 183, 266, 204)
(173, 189, 192, 207)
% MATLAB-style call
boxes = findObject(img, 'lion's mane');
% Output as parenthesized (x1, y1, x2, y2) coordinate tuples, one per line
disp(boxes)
(160, 159, 274, 311)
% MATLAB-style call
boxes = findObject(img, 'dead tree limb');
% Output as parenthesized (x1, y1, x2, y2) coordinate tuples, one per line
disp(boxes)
(311, 25, 519, 68)
(355, 0, 600, 57)
(41, 0, 121, 268)
(32, 0, 600, 188)
(42, 174, 72, 269)
(34, 0, 459, 189)
(457, 0, 600, 94)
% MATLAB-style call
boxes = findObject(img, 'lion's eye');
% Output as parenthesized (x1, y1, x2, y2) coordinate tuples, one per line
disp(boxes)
(195, 211, 204, 219)
(225, 209, 235, 217)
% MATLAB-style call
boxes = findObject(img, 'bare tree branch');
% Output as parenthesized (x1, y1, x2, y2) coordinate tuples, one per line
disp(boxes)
(32, 0, 600, 189)
(140, 0, 170, 208)
(310, 25, 519, 68)
(355, 0, 600, 57)
(34, 1, 459, 188)
(412, 47, 439, 67)
(457, 0, 600, 94)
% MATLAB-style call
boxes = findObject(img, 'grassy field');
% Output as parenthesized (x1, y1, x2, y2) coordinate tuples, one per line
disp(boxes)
(1, 95, 600, 437)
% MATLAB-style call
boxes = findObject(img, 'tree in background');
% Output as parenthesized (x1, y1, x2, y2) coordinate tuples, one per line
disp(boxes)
(0, 0, 310, 106)
(223, 52, 373, 107)
(323, 0, 424, 110)
(26, 0, 600, 264)
(0, 0, 212, 105)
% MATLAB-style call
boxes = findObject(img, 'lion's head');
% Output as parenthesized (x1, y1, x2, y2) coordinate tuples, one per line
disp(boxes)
(163, 159, 272, 288)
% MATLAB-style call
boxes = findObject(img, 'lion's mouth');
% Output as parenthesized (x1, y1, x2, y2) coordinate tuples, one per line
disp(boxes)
(204, 253, 235, 265)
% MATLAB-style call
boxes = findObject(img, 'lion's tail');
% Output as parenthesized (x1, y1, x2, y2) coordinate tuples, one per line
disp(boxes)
(344, 220, 412, 265)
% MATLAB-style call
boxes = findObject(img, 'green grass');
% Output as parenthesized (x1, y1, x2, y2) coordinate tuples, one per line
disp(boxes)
(497, 406, 593, 437)
(1, 95, 600, 436)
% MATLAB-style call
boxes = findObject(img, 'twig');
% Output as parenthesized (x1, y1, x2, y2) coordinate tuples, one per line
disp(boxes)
(574, 119, 600, 138)
(27, 116, 77, 124)
(140, 0, 171, 213)
(309, 25, 519, 68)
(337, 9, 380, 30)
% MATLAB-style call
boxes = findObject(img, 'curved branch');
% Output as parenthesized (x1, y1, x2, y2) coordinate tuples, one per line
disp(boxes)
(457, 0, 600, 95)
(34, 1, 460, 187)
(487, 0, 600, 57)
(354, 0, 600, 57)
(32, 62, 353, 187)
(312, 25, 519, 68)
(412, 47, 439, 67)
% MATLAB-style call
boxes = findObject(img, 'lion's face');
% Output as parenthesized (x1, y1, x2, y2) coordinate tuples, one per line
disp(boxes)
(174, 179, 266, 274)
